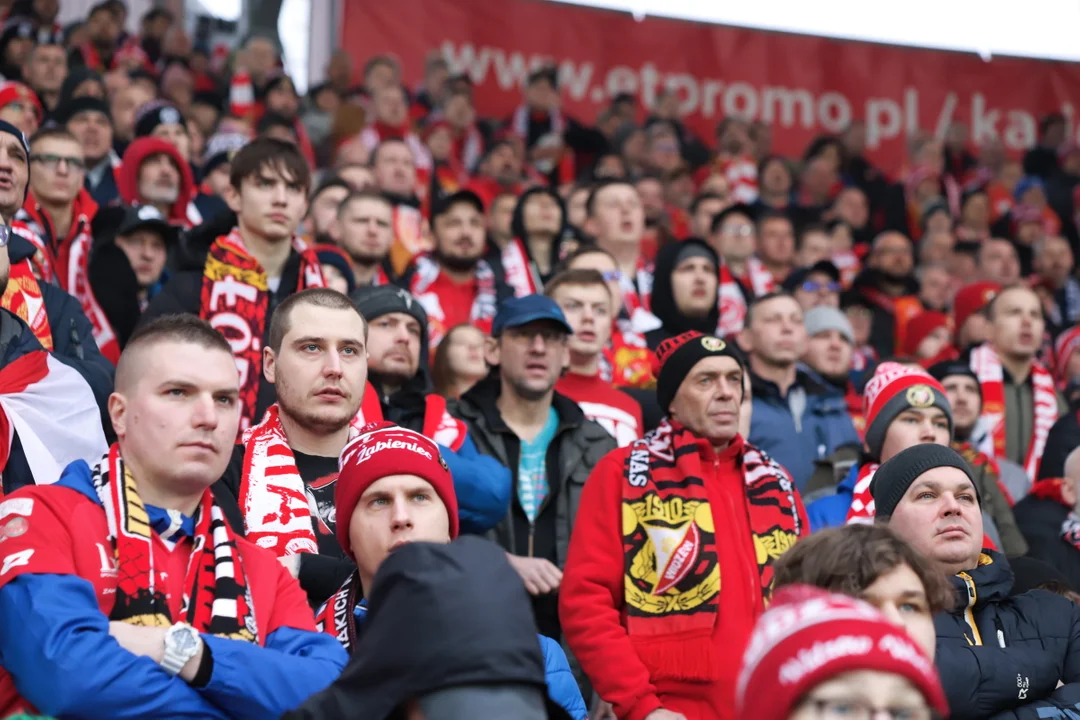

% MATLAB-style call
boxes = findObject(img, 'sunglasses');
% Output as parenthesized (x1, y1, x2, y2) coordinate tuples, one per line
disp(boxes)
(801, 280, 842, 293)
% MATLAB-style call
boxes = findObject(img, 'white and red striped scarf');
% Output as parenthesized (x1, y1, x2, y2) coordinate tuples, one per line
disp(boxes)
(409, 253, 498, 348)
(501, 238, 542, 298)
(62, 216, 120, 363)
(511, 105, 565, 140)
(354, 380, 467, 451)
(845, 462, 880, 524)
(455, 123, 485, 172)
(717, 262, 747, 337)
(832, 250, 861, 288)
(716, 154, 759, 204)
(744, 256, 776, 297)
(970, 343, 1059, 481)
(620, 259, 662, 334)
(238, 404, 327, 558)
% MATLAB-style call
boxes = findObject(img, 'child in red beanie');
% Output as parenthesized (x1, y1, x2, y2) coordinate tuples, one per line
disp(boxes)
(736, 585, 947, 720)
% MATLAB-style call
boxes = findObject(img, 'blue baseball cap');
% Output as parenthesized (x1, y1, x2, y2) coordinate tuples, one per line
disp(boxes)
(491, 295, 573, 337)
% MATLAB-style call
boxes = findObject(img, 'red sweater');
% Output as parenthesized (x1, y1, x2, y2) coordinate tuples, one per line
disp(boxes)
(560, 435, 765, 720)
(555, 371, 643, 447)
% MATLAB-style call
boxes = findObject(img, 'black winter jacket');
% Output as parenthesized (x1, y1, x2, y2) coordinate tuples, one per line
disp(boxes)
(1013, 495, 1080, 594)
(935, 550, 1080, 719)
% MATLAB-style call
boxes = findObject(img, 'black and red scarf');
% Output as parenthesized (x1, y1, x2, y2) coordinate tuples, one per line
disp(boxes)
(92, 444, 259, 642)
(315, 571, 361, 652)
(620, 421, 805, 681)
(199, 228, 325, 431)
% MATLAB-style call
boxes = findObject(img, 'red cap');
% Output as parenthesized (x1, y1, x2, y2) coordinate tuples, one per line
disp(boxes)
(900, 310, 950, 358)
(952, 281, 1000, 334)
(736, 585, 948, 719)
(334, 421, 459, 559)
(0, 81, 41, 123)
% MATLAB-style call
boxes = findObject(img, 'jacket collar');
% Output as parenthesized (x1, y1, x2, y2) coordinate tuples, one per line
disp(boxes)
(948, 550, 1013, 613)
(461, 371, 585, 436)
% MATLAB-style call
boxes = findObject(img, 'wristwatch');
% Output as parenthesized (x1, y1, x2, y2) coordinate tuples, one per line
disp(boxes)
(161, 622, 201, 676)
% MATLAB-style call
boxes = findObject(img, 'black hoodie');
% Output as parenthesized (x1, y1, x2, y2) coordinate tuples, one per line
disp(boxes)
(849, 267, 920, 358)
(644, 237, 720, 349)
(283, 537, 571, 720)
(509, 186, 572, 289)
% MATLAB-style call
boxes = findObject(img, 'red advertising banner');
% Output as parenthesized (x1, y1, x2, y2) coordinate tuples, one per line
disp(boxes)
(341, 0, 1080, 171)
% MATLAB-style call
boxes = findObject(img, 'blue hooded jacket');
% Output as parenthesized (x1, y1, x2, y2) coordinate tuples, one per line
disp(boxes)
(806, 461, 861, 531)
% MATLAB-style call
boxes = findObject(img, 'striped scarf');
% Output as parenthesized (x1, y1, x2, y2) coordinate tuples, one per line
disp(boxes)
(92, 444, 258, 642)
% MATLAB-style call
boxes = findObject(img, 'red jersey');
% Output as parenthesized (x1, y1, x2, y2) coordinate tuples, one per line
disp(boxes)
(0, 484, 318, 715)
(556, 372, 644, 447)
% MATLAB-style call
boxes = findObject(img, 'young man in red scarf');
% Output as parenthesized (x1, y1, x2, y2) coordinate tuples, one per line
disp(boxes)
(0, 314, 347, 718)
(547, 268, 643, 447)
(560, 331, 808, 720)
(212, 288, 369, 608)
(969, 285, 1066, 484)
(404, 188, 511, 348)
(143, 138, 326, 433)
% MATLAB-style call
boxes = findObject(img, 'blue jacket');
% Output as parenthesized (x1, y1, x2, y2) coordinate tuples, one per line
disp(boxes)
(0, 461, 348, 719)
(350, 602, 587, 719)
(748, 368, 861, 492)
(443, 431, 512, 535)
(807, 461, 861, 532)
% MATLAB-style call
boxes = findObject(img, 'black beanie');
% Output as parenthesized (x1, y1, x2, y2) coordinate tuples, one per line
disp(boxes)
(870, 443, 980, 519)
(928, 360, 981, 395)
(654, 331, 745, 413)
(0, 119, 28, 204)
(351, 285, 428, 334)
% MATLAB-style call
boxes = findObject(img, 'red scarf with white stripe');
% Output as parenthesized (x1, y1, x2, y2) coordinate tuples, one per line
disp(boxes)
(409, 254, 497, 348)
(501, 238, 542, 297)
(717, 262, 747, 337)
(970, 343, 1059, 481)
(743, 256, 776, 297)
(846, 462, 880, 524)
(355, 381, 467, 451)
(1, 260, 52, 351)
(239, 404, 349, 558)
(62, 216, 120, 363)
(453, 123, 485, 171)
(200, 229, 325, 432)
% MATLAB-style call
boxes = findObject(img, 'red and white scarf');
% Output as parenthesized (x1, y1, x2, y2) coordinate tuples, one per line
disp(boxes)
(846, 462, 880, 524)
(511, 105, 565, 139)
(354, 380, 467, 452)
(1, 259, 52, 351)
(717, 262, 747, 337)
(620, 259, 662, 334)
(409, 253, 498, 348)
(61, 216, 120, 363)
(239, 404, 354, 558)
(744, 256, 776, 297)
(970, 343, 1059, 481)
(455, 123, 485, 172)
(501, 238, 542, 298)
(200, 228, 325, 432)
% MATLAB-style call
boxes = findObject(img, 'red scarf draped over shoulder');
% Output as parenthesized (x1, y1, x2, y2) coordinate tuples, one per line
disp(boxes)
(200, 229, 325, 432)
(621, 421, 805, 682)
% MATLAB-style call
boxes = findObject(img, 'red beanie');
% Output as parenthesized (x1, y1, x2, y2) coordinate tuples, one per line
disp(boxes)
(1054, 326, 1080, 385)
(736, 585, 948, 720)
(334, 421, 459, 559)
(862, 362, 952, 458)
(900, 310, 950, 358)
(952, 281, 1000, 335)
(0, 81, 41, 123)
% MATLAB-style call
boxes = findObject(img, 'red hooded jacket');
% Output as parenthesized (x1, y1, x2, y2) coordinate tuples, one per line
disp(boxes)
(117, 137, 196, 227)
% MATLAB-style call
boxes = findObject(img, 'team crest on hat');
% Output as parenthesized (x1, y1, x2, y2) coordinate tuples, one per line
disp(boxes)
(701, 336, 726, 352)
(161, 107, 181, 125)
(906, 384, 935, 408)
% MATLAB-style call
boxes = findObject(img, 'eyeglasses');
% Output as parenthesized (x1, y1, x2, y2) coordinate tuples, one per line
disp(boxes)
(801, 280, 843, 293)
(805, 697, 932, 720)
(30, 153, 86, 171)
(722, 225, 754, 238)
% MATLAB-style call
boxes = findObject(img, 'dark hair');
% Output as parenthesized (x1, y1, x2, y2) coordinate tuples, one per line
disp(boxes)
(585, 178, 636, 217)
(29, 127, 79, 147)
(229, 137, 311, 194)
(431, 323, 485, 399)
(773, 524, 955, 613)
(362, 55, 400, 80)
(690, 192, 727, 217)
(142, 7, 173, 24)
(256, 112, 296, 138)
(757, 154, 793, 186)
(985, 283, 1040, 322)
(268, 288, 366, 353)
(802, 134, 846, 166)
(1041, 112, 1067, 135)
(756, 208, 793, 230)
(88, 2, 116, 19)
(744, 290, 797, 328)
(544, 269, 611, 301)
(337, 189, 392, 219)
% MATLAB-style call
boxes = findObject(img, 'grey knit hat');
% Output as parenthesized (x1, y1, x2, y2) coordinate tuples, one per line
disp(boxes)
(871, 443, 980, 518)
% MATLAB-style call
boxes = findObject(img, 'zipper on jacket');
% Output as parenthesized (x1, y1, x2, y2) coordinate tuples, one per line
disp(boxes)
(528, 524, 535, 558)
(957, 571, 983, 645)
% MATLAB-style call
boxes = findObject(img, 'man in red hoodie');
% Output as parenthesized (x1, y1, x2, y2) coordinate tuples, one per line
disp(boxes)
(560, 331, 809, 720)
(117, 135, 198, 228)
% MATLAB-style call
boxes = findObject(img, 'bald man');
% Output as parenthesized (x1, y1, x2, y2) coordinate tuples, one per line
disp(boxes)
(1014, 445, 1080, 591)
(0, 314, 346, 719)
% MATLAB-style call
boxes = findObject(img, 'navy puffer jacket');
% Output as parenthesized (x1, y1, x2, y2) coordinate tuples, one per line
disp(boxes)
(935, 550, 1080, 719)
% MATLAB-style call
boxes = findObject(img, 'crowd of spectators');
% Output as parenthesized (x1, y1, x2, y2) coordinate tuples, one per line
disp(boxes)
(3, 0, 1080, 718)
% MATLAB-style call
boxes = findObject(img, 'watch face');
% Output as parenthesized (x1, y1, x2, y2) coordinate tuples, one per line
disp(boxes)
(0, 225, 9, 248)
(171, 626, 199, 653)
